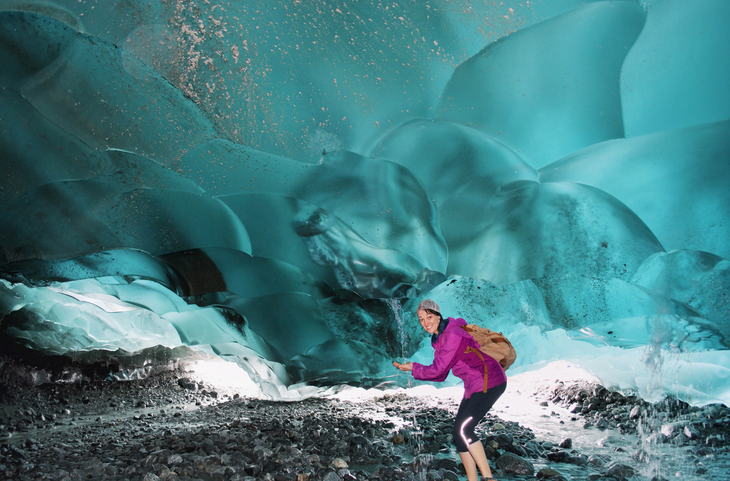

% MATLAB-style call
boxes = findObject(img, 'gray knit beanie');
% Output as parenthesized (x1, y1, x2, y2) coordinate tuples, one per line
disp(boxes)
(416, 299, 440, 314)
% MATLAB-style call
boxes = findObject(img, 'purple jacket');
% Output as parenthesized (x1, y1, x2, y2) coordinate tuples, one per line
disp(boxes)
(412, 317, 507, 399)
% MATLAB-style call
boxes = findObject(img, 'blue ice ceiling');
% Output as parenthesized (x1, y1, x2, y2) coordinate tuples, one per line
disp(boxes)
(1, 0, 729, 402)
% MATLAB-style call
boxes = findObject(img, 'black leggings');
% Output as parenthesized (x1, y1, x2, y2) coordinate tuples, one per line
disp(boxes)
(452, 382, 507, 452)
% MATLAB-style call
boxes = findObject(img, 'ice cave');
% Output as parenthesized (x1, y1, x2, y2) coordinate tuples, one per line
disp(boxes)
(1, 0, 729, 414)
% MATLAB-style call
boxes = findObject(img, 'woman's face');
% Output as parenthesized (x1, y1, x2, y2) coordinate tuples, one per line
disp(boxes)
(417, 309, 440, 335)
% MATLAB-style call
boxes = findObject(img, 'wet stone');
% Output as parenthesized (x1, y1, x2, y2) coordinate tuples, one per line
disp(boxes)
(706, 434, 725, 446)
(684, 424, 701, 439)
(537, 467, 564, 478)
(606, 462, 635, 478)
(322, 471, 340, 481)
(587, 454, 607, 467)
(546, 450, 570, 463)
(495, 452, 535, 475)
(567, 454, 588, 466)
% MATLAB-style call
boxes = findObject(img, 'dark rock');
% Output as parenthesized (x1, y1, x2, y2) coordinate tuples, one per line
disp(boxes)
(507, 443, 529, 457)
(82, 457, 105, 476)
(546, 450, 570, 463)
(483, 443, 498, 460)
(442, 470, 460, 481)
(606, 462, 635, 478)
(350, 435, 369, 446)
(495, 453, 535, 475)
(524, 440, 544, 457)
(492, 433, 513, 448)
(587, 454, 607, 467)
(536, 467, 563, 478)
(569, 403, 582, 413)
(567, 454, 588, 467)
(177, 378, 197, 390)
(246, 463, 263, 476)
(694, 447, 713, 456)
(706, 434, 725, 446)
(558, 438, 572, 449)
(252, 445, 273, 463)
(431, 458, 458, 472)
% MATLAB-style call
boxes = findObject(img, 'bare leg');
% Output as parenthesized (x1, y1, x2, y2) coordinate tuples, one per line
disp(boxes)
(458, 451, 478, 481)
(452, 384, 506, 480)
(467, 441, 493, 479)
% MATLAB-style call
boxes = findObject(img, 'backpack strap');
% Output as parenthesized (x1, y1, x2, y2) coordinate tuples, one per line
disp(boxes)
(465, 346, 488, 393)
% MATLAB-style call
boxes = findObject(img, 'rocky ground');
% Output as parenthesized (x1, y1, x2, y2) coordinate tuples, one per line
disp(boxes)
(0, 369, 728, 481)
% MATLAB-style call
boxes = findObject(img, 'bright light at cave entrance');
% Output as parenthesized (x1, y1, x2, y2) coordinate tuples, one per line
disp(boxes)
(183, 359, 263, 399)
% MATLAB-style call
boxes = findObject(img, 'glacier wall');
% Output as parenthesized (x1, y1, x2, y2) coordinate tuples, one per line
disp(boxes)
(0, 0, 728, 403)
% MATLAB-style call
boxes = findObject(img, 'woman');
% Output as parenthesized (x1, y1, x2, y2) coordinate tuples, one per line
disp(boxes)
(393, 299, 507, 481)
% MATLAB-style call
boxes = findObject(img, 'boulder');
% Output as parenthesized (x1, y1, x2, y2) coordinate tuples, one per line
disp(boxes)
(495, 453, 535, 475)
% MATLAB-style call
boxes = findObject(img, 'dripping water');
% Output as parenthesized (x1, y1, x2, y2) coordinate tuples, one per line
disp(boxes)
(384, 298, 408, 361)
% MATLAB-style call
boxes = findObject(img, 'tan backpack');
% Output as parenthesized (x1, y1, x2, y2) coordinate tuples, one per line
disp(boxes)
(461, 324, 517, 370)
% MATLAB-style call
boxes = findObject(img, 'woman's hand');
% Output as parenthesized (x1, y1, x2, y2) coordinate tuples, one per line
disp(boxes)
(392, 361, 413, 372)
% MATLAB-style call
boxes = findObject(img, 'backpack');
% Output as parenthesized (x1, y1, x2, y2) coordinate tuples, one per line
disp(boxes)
(461, 324, 517, 370)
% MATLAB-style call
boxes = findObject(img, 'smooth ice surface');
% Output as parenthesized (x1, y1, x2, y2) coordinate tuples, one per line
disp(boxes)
(540, 121, 730, 259)
(621, 0, 730, 137)
(0, 91, 108, 207)
(2, 10, 218, 163)
(0, 180, 251, 262)
(435, 2, 646, 168)
(1, 0, 729, 410)
(370, 118, 537, 205)
(443, 181, 664, 284)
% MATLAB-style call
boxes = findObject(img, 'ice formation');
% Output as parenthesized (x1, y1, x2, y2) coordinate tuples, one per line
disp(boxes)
(1, 1, 728, 404)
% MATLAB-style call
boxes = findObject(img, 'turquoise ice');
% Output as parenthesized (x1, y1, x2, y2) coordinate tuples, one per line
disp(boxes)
(0, 1, 728, 405)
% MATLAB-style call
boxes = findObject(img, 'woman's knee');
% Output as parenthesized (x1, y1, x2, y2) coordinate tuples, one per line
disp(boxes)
(453, 432, 467, 452)
(453, 416, 476, 451)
